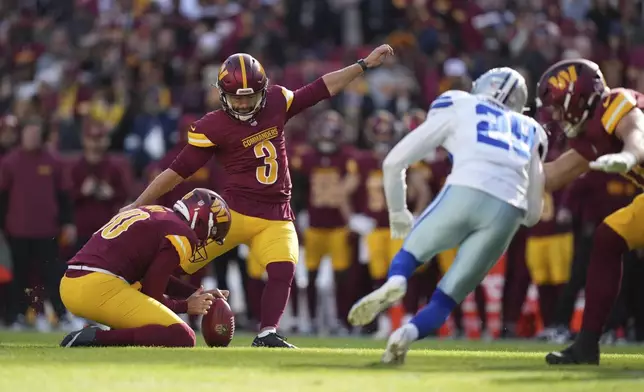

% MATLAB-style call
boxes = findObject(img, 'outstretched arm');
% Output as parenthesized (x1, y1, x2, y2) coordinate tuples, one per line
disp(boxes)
(382, 114, 450, 213)
(544, 149, 589, 192)
(283, 45, 394, 120)
(616, 107, 644, 163)
(322, 45, 394, 96)
(125, 144, 214, 210)
(590, 109, 644, 173)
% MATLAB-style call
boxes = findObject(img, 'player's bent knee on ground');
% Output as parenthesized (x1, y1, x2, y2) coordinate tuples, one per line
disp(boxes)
(165, 323, 197, 347)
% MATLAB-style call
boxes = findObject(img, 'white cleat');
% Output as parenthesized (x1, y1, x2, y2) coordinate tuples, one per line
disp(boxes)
(381, 324, 417, 365)
(348, 277, 407, 327)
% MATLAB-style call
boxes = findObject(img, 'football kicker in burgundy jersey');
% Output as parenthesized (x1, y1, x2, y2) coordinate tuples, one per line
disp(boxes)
(170, 79, 331, 221)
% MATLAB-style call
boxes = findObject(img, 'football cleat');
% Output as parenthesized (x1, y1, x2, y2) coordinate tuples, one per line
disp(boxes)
(348, 278, 406, 327)
(251, 332, 297, 348)
(381, 325, 416, 365)
(60, 326, 101, 348)
(545, 343, 600, 365)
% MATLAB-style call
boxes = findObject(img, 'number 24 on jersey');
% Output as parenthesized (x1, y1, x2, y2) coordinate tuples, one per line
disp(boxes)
(475, 103, 535, 158)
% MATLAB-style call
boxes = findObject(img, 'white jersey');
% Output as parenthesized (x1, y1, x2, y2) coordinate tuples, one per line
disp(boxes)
(382, 90, 548, 213)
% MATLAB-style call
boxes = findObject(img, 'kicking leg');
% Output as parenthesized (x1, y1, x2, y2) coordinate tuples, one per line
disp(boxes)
(546, 223, 627, 365)
(348, 186, 465, 327)
(382, 191, 522, 364)
(249, 220, 299, 348)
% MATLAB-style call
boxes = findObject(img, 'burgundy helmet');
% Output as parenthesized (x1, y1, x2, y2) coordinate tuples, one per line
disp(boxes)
(400, 108, 427, 134)
(216, 53, 269, 122)
(312, 110, 344, 154)
(173, 188, 231, 261)
(536, 59, 608, 138)
(365, 110, 399, 154)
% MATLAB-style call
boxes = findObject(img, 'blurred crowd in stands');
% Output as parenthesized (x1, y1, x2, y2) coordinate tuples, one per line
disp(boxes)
(0, 0, 643, 343)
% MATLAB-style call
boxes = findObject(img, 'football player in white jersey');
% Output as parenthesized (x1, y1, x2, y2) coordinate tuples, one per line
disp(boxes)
(348, 67, 549, 364)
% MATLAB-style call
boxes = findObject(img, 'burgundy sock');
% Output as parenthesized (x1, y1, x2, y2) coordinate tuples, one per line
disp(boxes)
(260, 262, 295, 330)
(247, 277, 265, 323)
(95, 323, 195, 347)
(581, 224, 627, 335)
(537, 284, 559, 327)
(452, 305, 463, 331)
(334, 270, 350, 327)
(289, 283, 299, 317)
(502, 234, 530, 331)
(306, 270, 319, 321)
(474, 285, 488, 331)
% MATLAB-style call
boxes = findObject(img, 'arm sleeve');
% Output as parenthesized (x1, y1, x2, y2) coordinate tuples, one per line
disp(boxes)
(169, 144, 216, 179)
(281, 78, 331, 121)
(382, 111, 451, 212)
(140, 245, 188, 314)
(165, 275, 198, 299)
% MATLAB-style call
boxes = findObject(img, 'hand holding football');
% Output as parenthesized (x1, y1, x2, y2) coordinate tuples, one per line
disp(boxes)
(202, 298, 235, 347)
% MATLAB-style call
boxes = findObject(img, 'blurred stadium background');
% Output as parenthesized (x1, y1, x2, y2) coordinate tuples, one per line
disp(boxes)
(0, 0, 643, 346)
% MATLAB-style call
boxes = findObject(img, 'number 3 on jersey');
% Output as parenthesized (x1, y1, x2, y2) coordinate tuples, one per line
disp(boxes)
(475, 104, 534, 158)
(254, 140, 278, 185)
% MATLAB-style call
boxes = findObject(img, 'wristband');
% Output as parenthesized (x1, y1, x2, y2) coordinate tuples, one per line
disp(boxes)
(357, 59, 368, 72)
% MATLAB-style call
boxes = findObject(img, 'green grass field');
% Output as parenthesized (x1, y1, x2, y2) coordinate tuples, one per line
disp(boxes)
(1, 332, 643, 392)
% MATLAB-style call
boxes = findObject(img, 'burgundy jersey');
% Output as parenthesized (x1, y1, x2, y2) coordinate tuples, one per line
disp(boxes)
(170, 79, 331, 221)
(0, 148, 69, 237)
(69, 205, 198, 284)
(527, 190, 570, 236)
(562, 170, 640, 225)
(427, 159, 452, 196)
(291, 146, 358, 228)
(569, 88, 644, 189)
(355, 151, 389, 228)
(70, 156, 128, 239)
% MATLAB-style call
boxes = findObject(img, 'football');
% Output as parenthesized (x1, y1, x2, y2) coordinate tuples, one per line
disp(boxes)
(202, 298, 235, 347)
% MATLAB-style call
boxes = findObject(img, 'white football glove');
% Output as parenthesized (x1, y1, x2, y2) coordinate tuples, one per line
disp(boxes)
(589, 152, 637, 173)
(389, 209, 414, 239)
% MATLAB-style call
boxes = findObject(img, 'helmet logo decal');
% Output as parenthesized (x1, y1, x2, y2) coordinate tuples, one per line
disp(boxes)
(210, 199, 230, 223)
(548, 65, 578, 90)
